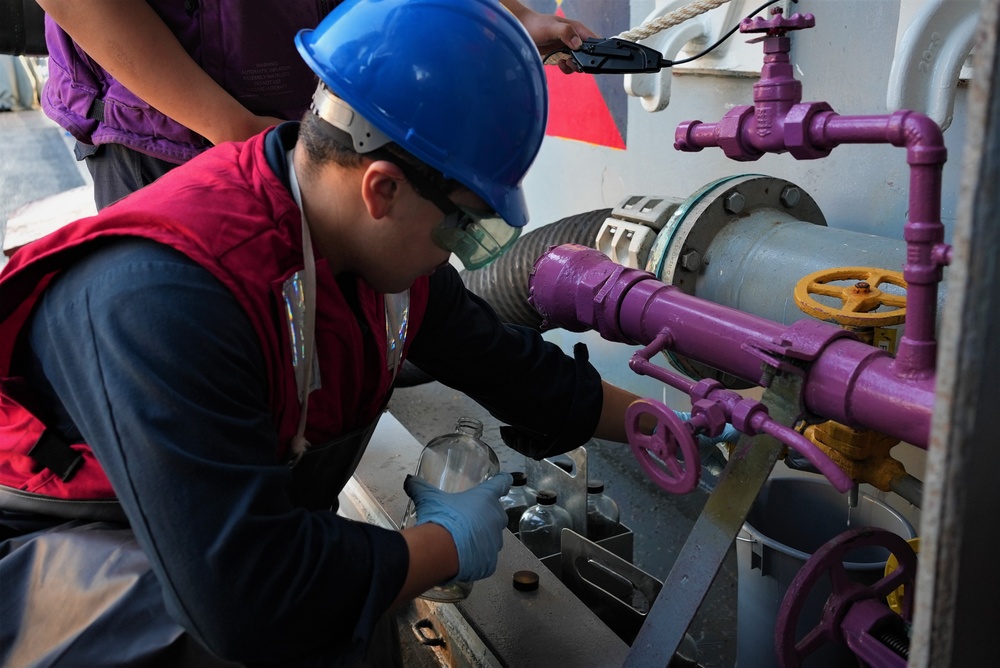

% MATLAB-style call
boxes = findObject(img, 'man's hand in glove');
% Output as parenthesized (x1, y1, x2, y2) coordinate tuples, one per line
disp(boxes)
(673, 410, 741, 446)
(404, 472, 513, 582)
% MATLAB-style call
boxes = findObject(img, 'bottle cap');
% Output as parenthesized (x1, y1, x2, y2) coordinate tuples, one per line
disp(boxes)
(510, 471, 527, 486)
(512, 570, 539, 592)
(587, 480, 605, 494)
(536, 490, 557, 505)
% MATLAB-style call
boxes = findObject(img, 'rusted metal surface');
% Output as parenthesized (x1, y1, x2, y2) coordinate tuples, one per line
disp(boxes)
(911, 1, 1000, 665)
(342, 415, 629, 668)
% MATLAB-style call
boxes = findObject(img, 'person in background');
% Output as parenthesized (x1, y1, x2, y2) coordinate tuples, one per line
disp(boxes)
(0, 1, 728, 665)
(37, 0, 595, 209)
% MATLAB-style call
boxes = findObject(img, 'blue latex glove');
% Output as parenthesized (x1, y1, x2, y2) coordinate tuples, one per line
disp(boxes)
(403, 472, 513, 582)
(673, 410, 741, 446)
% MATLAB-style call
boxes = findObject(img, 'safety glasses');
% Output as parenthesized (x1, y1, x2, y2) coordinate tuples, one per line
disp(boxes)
(425, 195, 521, 271)
(374, 150, 521, 270)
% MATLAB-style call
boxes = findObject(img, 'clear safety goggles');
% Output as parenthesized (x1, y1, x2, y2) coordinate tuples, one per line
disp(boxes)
(428, 198, 521, 271)
(375, 150, 521, 270)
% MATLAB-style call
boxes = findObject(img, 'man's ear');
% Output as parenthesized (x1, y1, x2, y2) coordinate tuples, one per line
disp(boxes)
(361, 160, 407, 219)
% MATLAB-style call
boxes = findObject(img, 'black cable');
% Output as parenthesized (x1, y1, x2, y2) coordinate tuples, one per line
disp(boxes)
(669, 0, 797, 66)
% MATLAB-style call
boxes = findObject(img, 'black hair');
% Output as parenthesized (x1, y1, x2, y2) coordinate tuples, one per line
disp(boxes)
(298, 111, 462, 196)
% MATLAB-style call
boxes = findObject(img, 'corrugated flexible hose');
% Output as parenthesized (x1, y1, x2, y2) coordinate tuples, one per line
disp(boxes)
(394, 208, 611, 387)
(459, 208, 612, 329)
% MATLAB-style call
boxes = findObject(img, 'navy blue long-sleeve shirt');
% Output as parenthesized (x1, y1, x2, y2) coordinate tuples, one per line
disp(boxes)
(18, 127, 603, 666)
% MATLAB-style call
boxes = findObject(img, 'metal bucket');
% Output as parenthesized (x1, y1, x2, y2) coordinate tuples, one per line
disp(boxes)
(735, 477, 917, 667)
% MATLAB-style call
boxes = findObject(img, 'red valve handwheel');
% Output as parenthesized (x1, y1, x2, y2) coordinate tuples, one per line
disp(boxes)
(625, 399, 700, 495)
(775, 527, 918, 668)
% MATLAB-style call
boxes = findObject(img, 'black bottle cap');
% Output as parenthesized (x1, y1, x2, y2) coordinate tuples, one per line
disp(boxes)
(588, 480, 605, 494)
(509, 471, 527, 486)
(513, 570, 539, 592)
(536, 490, 557, 505)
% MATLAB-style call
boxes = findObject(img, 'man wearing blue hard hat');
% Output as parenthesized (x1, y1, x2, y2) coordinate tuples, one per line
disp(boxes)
(0, 0, 732, 665)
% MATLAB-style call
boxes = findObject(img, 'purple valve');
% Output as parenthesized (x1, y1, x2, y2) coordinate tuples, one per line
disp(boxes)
(740, 7, 816, 35)
(529, 244, 937, 472)
(625, 399, 701, 495)
(775, 528, 917, 668)
(626, 338, 854, 493)
(673, 8, 950, 380)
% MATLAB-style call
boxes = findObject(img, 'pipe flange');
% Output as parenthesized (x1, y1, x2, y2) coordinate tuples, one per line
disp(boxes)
(645, 175, 826, 389)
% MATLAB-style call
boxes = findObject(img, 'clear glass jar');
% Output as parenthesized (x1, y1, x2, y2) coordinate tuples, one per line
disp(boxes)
(500, 471, 531, 533)
(401, 417, 499, 602)
(586, 480, 621, 541)
(518, 490, 572, 558)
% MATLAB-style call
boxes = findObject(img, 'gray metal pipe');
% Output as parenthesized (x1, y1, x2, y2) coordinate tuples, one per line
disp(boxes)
(890, 474, 924, 509)
(695, 215, 914, 326)
(649, 174, 947, 339)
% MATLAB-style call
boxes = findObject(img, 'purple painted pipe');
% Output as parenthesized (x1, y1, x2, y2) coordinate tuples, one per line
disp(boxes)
(528, 244, 935, 449)
(673, 9, 950, 379)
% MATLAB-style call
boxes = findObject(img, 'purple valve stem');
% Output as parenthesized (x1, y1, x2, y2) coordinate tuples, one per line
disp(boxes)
(673, 9, 949, 381)
(627, 333, 854, 492)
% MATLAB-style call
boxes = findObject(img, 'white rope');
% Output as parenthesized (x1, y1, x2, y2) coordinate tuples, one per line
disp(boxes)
(617, 0, 731, 42)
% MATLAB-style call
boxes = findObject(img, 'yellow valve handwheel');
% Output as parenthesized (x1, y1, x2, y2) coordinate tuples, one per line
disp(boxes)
(794, 266, 907, 327)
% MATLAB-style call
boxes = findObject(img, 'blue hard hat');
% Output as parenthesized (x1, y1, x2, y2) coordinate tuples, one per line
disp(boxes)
(295, 0, 547, 229)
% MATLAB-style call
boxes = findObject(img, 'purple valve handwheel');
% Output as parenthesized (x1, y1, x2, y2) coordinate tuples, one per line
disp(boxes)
(775, 527, 917, 668)
(625, 399, 700, 495)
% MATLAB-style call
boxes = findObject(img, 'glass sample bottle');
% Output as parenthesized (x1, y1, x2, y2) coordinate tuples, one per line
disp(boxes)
(518, 490, 572, 558)
(586, 480, 621, 541)
(401, 417, 500, 602)
(500, 471, 531, 533)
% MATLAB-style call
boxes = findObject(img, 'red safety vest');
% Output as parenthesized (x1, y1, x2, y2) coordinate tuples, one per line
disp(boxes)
(0, 130, 429, 508)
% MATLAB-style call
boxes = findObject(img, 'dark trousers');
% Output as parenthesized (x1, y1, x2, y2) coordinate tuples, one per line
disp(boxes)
(0, 514, 403, 667)
(75, 141, 180, 210)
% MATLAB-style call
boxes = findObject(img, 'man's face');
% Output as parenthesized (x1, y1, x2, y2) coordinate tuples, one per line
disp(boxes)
(354, 184, 490, 294)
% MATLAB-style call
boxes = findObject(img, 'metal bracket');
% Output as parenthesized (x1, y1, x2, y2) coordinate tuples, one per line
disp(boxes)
(560, 530, 663, 645)
(623, 372, 807, 667)
(524, 446, 589, 536)
(887, 0, 980, 131)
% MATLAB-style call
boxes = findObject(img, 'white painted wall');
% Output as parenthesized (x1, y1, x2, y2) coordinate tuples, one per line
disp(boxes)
(523, 0, 975, 244)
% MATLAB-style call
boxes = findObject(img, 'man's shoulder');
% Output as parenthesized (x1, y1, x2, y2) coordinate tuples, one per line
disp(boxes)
(54, 239, 210, 292)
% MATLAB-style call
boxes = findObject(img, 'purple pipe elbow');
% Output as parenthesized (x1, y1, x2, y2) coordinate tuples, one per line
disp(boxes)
(677, 102, 949, 378)
(653, 14, 947, 449)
